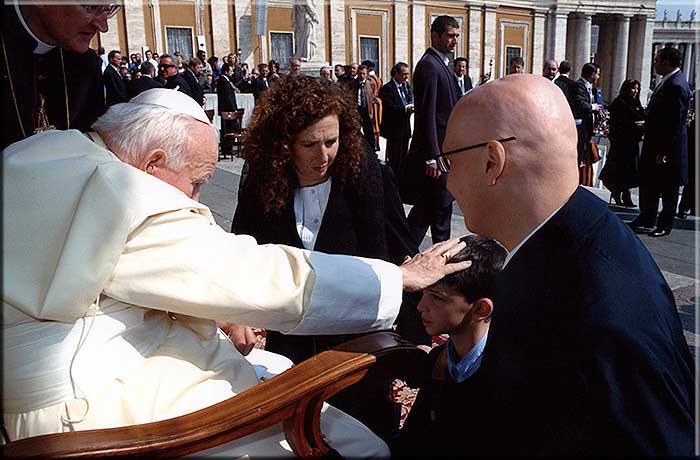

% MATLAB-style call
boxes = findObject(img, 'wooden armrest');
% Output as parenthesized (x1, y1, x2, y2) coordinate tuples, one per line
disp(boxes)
(220, 111, 243, 120)
(332, 331, 427, 386)
(2, 350, 375, 459)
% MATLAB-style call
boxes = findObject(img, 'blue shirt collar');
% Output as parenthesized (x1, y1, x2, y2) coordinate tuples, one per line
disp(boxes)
(446, 329, 488, 383)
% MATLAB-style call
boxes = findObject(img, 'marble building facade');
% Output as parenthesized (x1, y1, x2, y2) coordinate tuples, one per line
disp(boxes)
(93, 0, 662, 102)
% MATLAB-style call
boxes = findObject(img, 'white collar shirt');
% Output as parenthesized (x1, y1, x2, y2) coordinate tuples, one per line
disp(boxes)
(430, 47, 451, 67)
(294, 178, 332, 250)
(15, 0, 55, 54)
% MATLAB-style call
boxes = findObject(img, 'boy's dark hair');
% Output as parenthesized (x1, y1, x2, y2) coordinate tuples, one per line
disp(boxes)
(509, 56, 524, 67)
(454, 56, 468, 67)
(438, 235, 507, 303)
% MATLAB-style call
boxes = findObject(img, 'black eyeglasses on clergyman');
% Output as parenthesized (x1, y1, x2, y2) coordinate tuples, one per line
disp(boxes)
(81, 4, 122, 18)
(436, 136, 516, 173)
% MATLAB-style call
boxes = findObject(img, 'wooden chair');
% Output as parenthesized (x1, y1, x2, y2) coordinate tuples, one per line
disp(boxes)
(220, 109, 245, 160)
(1, 332, 424, 459)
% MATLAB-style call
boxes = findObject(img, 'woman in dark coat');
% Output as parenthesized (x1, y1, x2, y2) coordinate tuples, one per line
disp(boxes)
(600, 79, 646, 207)
(230, 75, 419, 441)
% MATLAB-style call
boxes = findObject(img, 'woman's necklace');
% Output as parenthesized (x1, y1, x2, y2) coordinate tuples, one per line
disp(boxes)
(1, 30, 70, 137)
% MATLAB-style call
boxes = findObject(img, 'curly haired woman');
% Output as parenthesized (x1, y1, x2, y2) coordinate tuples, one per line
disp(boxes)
(231, 75, 421, 441)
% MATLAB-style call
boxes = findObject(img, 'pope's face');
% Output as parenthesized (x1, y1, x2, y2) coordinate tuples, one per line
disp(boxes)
(30, 4, 109, 53)
(154, 122, 218, 202)
(292, 114, 340, 187)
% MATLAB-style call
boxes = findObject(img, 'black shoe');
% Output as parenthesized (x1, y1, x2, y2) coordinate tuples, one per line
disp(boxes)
(677, 208, 689, 219)
(609, 192, 623, 207)
(628, 220, 653, 234)
(649, 227, 672, 237)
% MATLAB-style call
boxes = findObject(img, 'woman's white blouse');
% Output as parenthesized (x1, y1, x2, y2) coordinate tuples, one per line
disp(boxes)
(294, 178, 332, 250)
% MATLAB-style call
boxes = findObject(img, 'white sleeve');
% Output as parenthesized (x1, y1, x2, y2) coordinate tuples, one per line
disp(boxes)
(104, 208, 403, 334)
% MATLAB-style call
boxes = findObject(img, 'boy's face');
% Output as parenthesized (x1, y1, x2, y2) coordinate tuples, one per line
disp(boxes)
(417, 284, 474, 336)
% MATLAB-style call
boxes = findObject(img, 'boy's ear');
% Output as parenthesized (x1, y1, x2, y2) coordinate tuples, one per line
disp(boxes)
(472, 298, 494, 322)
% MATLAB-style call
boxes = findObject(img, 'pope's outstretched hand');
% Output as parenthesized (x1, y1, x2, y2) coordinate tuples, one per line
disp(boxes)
(400, 238, 472, 292)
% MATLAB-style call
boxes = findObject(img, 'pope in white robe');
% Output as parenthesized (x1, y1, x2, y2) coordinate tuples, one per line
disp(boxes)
(2, 89, 469, 456)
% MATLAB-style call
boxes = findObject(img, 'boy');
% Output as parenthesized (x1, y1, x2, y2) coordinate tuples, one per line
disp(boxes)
(391, 235, 507, 456)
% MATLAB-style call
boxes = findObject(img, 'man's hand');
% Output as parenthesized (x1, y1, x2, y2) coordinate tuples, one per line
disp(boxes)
(425, 163, 441, 179)
(400, 239, 472, 292)
(217, 321, 256, 356)
(655, 154, 669, 165)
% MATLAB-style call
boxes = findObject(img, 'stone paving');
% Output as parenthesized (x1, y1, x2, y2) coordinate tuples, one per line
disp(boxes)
(202, 156, 698, 356)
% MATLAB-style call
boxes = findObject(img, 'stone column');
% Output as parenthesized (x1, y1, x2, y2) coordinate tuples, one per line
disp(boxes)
(682, 42, 693, 75)
(468, 4, 482, 83)
(565, 13, 578, 64)
(329, 0, 346, 65)
(234, 0, 254, 66)
(595, 16, 615, 95)
(532, 10, 547, 74)
(411, 1, 426, 73)
(483, 5, 497, 78)
(124, 0, 146, 55)
(568, 13, 592, 78)
(626, 14, 655, 102)
(150, 0, 164, 55)
(211, 0, 231, 57)
(608, 15, 630, 100)
(394, 1, 409, 65)
(546, 8, 569, 64)
(101, 15, 121, 52)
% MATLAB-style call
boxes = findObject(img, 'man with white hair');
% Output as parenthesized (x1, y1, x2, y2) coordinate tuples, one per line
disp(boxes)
(2, 89, 469, 456)
(437, 74, 693, 455)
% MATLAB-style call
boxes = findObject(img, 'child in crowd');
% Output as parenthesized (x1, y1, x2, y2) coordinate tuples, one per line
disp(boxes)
(390, 235, 507, 456)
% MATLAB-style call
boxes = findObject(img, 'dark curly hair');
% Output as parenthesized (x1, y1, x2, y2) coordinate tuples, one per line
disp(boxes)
(242, 75, 365, 216)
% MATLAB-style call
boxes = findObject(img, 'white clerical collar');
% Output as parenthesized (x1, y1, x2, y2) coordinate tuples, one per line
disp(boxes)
(15, 0, 56, 55)
(503, 201, 566, 267)
(430, 47, 451, 67)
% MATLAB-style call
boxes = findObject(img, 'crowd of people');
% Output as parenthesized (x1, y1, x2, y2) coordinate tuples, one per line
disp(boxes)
(2, 3, 697, 458)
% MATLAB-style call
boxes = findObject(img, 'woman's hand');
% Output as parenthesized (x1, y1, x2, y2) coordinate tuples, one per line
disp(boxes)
(399, 238, 472, 292)
(217, 321, 257, 356)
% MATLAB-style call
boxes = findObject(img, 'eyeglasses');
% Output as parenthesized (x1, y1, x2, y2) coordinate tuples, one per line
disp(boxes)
(158, 64, 175, 69)
(81, 3, 122, 18)
(436, 136, 516, 173)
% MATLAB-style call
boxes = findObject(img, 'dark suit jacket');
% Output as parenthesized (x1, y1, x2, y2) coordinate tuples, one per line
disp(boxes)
(453, 73, 473, 99)
(378, 80, 412, 140)
(572, 77, 594, 129)
(453, 188, 694, 456)
(640, 70, 691, 187)
(164, 74, 193, 98)
(183, 68, 204, 105)
(252, 76, 270, 100)
(216, 75, 238, 113)
(402, 48, 458, 207)
(554, 74, 577, 111)
(1, 4, 105, 149)
(126, 75, 164, 100)
(104, 65, 127, 106)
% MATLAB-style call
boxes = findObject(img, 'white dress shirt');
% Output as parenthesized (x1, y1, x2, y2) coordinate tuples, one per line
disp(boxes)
(294, 178, 332, 250)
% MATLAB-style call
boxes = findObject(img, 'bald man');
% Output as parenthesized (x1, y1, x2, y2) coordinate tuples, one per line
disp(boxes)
(436, 75, 693, 455)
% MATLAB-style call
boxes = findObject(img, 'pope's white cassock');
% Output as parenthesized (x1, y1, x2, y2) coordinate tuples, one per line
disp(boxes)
(2, 113, 403, 455)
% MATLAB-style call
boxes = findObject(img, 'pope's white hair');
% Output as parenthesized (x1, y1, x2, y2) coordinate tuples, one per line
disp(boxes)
(92, 103, 216, 171)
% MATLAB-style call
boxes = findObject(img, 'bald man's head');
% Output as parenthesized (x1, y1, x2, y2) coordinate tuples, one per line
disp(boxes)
(444, 74, 579, 248)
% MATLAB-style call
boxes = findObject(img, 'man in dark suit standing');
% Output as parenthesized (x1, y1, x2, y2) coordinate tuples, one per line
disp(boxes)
(252, 63, 270, 100)
(571, 63, 601, 167)
(378, 62, 414, 180)
(349, 64, 378, 150)
(630, 46, 691, 237)
(437, 74, 694, 456)
(453, 57, 473, 99)
(127, 61, 163, 100)
(554, 60, 576, 111)
(402, 15, 460, 245)
(217, 63, 239, 155)
(1, 2, 109, 149)
(159, 54, 193, 99)
(182, 57, 205, 106)
(104, 50, 127, 107)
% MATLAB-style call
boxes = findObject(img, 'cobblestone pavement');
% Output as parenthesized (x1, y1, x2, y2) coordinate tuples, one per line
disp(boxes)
(203, 156, 698, 356)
